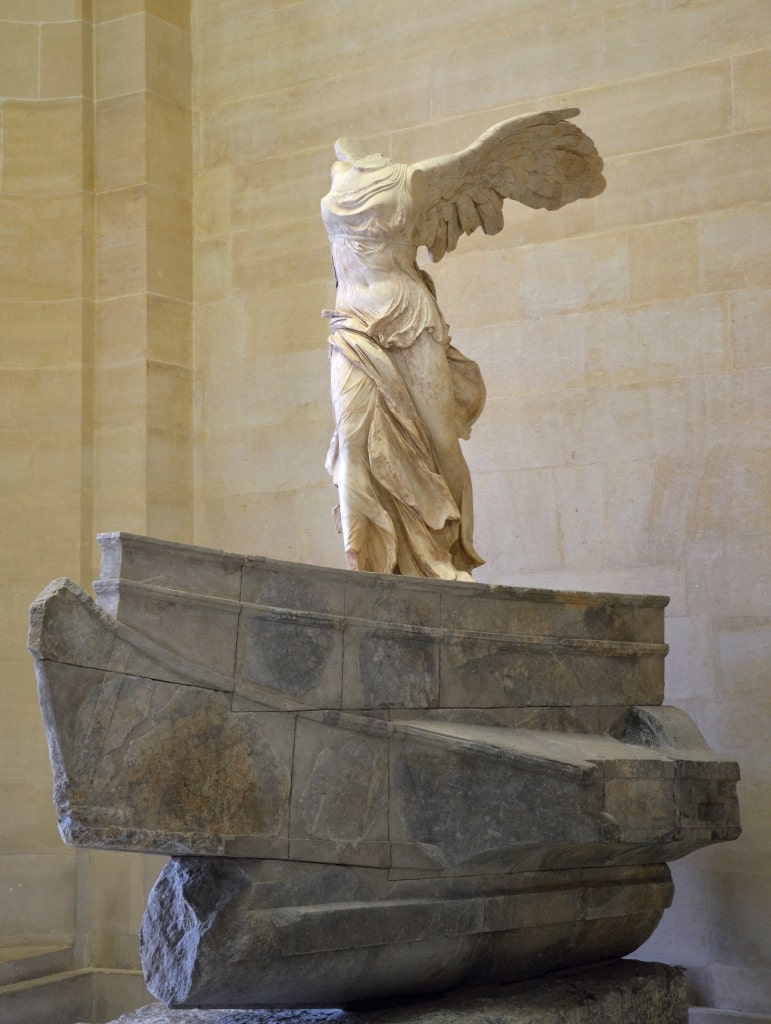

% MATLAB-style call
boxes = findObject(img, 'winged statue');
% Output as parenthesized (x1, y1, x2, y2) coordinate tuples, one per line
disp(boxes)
(321, 109, 605, 580)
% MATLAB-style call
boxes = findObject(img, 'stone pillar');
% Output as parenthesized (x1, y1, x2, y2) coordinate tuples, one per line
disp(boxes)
(0, 0, 94, 955)
(93, 1, 193, 552)
(0, 0, 193, 973)
(87, 0, 194, 970)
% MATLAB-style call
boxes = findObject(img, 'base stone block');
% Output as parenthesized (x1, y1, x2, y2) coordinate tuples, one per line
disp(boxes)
(30, 536, 738, 1014)
(97, 960, 687, 1024)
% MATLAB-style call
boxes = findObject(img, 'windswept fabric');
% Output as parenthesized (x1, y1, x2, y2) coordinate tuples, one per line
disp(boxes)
(322, 161, 485, 578)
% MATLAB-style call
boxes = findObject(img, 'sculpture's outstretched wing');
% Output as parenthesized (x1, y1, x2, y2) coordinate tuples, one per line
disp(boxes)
(413, 108, 605, 262)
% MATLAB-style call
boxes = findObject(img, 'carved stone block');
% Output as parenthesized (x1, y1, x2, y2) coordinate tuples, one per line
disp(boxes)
(28, 534, 740, 1008)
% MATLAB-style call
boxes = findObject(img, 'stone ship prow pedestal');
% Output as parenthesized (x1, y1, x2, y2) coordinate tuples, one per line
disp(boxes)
(28, 533, 740, 1010)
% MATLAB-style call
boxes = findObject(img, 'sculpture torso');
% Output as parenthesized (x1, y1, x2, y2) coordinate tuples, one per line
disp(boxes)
(321, 161, 447, 349)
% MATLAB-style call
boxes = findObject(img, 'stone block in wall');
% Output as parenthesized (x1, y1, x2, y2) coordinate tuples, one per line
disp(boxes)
(144, 0, 188, 30)
(96, 94, 148, 192)
(0, 196, 83, 301)
(230, 148, 330, 230)
(1, 100, 83, 194)
(96, 14, 146, 100)
(96, 187, 148, 299)
(431, 17, 602, 120)
(580, 61, 733, 159)
(627, 221, 701, 305)
(602, 296, 728, 384)
(0, 852, 77, 944)
(147, 295, 191, 367)
(194, 167, 230, 238)
(0, 21, 38, 98)
(147, 94, 191, 194)
(597, 131, 771, 229)
(519, 234, 629, 317)
(277, 56, 431, 152)
(146, 13, 190, 106)
(601, 0, 771, 81)
(40, 19, 85, 99)
(0, 782, 65, 853)
(425, 249, 520, 329)
(734, 48, 771, 131)
(146, 187, 192, 301)
(0, 298, 82, 368)
(731, 288, 771, 371)
(230, 217, 331, 296)
(701, 203, 771, 292)
(200, 97, 276, 169)
(194, 236, 229, 303)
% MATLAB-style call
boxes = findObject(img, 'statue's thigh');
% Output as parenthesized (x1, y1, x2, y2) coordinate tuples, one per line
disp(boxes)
(330, 347, 376, 451)
(391, 331, 456, 447)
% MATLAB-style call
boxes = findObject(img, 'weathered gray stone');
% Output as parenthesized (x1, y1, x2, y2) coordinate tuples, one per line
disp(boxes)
(236, 606, 343, 704)
(89, 533, 671, 712)
(103, 960, 688, 1022)
(438, 584, 666, 643)
(140, 859, 674, 1009)
(439, 633, 664, 708)
(28, 534, 741, 1008)
(241, 555, 347, 617)
(344, 621, 441, 708)
(96, 532, 244, 608)
(28, 536, 740, 867)
(292, 715, 389, 846)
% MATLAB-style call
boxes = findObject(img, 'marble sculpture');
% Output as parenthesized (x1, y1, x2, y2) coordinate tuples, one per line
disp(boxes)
(29, 533, 740, 1009)
(322, 109, 605, 579)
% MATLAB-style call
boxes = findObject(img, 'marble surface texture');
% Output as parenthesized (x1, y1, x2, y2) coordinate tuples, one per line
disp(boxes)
(322, 111, 605, 580)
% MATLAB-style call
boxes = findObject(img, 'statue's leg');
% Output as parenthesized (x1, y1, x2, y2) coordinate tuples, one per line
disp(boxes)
(391, 331, 472, 511)
(330, 346, 396, 573)
(390, 331, 476, 577)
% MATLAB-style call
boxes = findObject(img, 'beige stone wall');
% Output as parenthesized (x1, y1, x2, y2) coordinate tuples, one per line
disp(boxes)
(1, 0, 768, 1016)
(192, 0, 770, 1015)
(93, 0, 193, 551)
(90, 0, 194, 973)
(0, 0, 88, 955)
(0, 0, 191, 981)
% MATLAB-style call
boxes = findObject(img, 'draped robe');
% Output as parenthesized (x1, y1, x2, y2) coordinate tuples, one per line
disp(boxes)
(321, 161, 485, 579)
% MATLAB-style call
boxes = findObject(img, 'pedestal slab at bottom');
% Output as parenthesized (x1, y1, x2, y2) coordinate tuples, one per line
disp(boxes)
(96, 960, 687, 1024)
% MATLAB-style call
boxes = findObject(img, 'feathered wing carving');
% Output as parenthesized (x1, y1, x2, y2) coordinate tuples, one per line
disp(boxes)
(413, 108, 605, 262)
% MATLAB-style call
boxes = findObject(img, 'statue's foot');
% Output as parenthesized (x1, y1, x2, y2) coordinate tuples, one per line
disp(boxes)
(431, 563, 474, 582)
(345, 550, 360, 571)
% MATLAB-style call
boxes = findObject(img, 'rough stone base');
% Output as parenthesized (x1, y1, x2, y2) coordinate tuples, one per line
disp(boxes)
(97, 960, 687, 1024)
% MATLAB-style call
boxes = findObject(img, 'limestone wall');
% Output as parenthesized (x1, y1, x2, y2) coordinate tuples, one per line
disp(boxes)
(0, 0, 191, 984)
(1, 0, 768, 1018)
(0, 0, 87, 957)
(191, 0, 770, 1015)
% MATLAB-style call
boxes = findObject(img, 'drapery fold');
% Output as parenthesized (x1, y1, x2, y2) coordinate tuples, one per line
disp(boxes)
(326, 320, 484, 578)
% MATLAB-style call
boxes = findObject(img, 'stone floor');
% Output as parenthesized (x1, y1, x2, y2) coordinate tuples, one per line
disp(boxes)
(1, 948, 769, 1024)
(0, 946, 148, 1024)
(85, 961, 690, 1024)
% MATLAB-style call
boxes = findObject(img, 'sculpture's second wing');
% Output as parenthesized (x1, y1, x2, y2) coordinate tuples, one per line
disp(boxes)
(414, 109, 605, 262)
